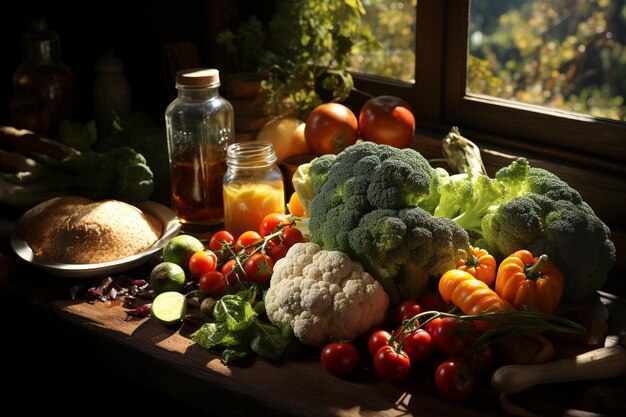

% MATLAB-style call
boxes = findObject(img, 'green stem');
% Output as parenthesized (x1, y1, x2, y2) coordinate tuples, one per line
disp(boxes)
(525, 254, 548, 280)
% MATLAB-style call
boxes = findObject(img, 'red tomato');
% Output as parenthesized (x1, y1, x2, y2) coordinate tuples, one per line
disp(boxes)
(244, 253, 274, 283)
(373, 345, 411, 382)
(462, 343, 497, 374)
(259, 213, 291, 237)
(221, 259, 246, 285)
(236, 230, 263, 251)
(282, 227, 305, 248)
(208, 230, 235, 252)
(305, 103, 359, 155)
(427, 317, 477, 356)
(435, 357, 476, 401)
(394, 300, 423, 325)
(198, 271, 227, 296)
(188, 250, 218, 278)
(418, 290, 450, 312)
(400, 329, 433, 364)
(268, 244, 289, 262)
(368, 329, 392, 357)
(320, 342, 359, 376)
(358, 96, 415, 149)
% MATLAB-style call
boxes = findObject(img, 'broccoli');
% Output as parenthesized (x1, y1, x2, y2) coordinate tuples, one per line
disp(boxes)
(433, 173, 505, 235)
(307, 141, 469, 304)
(473, 158, 616, 301)
(1, 146, 154, 207)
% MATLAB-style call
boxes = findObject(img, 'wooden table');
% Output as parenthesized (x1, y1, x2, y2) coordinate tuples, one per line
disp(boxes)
(1, 255, 625, 417)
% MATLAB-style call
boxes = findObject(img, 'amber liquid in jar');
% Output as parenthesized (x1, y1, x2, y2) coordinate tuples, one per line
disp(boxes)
(165, 69, 234, 234)
(171, 159, 227, 223)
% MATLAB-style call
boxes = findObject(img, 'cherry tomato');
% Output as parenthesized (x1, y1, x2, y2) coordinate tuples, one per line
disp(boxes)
(368, 329, 392, 357)
(221, 259, 246, 285)
(259, 213, 291, 237)
(208, 230, 235, 252)
(400, 329, 433, 364)
(305, 103, 359, 155)
(236, 230, 263, 251)
(358, 95, 415, 149)
(435, 357, 476, 401)
(427, 317, 477, 356)
(188, 250, 218, 278)
(268, 244, 289, 262)
(281, 227, 305, 248)
(320, 342, 359, 376)
(373, 345, 411, 382)
(418, 290, 450, 312)
(462, 343, 497, 374)
(244, 253, 274, 283)
(198, 271, 228, 296)
(394, 300, 423, 325)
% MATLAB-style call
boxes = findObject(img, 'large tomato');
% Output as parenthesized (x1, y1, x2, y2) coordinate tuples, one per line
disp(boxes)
(358, 96, 415, 148)
(304, 103, 359, 155)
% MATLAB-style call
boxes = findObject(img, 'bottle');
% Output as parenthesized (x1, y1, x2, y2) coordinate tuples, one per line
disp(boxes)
(10, 17, 74, 136)
(93, 52, 131, 126)
(223, 141, 285, 239)
(165, 68, 234, 234)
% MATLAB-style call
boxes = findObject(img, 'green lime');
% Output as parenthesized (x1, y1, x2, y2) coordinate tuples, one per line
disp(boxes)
(151, 291, 187, 326)
(150, 262, 185, 294)
(162, 234, 204, 269)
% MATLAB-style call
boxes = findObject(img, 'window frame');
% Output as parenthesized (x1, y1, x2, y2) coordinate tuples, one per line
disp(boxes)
(352, 0, 625, 168)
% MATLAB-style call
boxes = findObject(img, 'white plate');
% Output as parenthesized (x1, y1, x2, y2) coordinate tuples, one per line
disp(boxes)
(11, 200, 181, 278)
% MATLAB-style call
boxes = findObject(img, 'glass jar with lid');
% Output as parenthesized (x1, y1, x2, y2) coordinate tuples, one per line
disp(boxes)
(165, 68, 234, 234)
(223, 141, 285, 239)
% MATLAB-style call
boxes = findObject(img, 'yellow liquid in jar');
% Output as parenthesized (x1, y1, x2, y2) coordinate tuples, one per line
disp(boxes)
(223, 181, 285, 238)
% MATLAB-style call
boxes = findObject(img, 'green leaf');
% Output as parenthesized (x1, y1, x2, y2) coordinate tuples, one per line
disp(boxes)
(58, 120, 97, 151)
(193, 322, 241, 348)
(221, 346, 251, 364)
(249, 320, 294, 361)
(213, 288, 258, 331)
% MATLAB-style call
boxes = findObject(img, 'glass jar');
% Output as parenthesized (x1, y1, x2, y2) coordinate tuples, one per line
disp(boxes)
(93, 52, 131, 126)
(165, 68, 234, 234)
(10, 17, 74, 136)
(223, 141, 285, 239)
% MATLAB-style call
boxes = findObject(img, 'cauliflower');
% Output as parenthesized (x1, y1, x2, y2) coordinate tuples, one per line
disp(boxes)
(264, 242, 389, 347)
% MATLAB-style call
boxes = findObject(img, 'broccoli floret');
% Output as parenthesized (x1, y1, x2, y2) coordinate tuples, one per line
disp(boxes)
(346, 207, 469, 303)
(528, 200, 616, 301)
(479, 196, 544, 257)
(308, 154, 336, 194)
(496, 157, 582, 204)
(308, 142, 468, 304)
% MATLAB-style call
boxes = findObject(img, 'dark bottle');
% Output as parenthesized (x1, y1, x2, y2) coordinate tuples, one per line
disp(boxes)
(10, 17, 74, 136)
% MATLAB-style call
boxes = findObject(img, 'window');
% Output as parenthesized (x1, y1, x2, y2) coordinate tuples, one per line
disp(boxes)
(349, 0, 625, 256)
(349, 0, 417, 83)
(443, 0, 625, 163)
(468, 0, 625, 123)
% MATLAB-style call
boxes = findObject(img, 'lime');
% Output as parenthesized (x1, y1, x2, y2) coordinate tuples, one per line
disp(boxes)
(163, 234, 204, 269)
(151, 291, 187, 326)
(150, 262, 185, 294)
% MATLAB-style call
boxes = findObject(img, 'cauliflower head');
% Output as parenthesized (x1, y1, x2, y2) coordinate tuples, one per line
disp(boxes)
(264, 242, 389, 347)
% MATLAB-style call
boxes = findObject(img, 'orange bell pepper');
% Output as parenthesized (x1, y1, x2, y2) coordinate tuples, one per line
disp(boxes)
(495, 249, 564, 314)
(456, 246, 496, 287)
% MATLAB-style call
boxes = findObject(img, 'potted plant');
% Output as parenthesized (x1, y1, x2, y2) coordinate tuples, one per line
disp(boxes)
(218, 0, 377, 121)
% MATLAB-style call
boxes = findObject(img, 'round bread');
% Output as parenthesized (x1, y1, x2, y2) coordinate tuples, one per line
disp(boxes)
(16, 197, 163, 264)
(15, 196, 93, 255)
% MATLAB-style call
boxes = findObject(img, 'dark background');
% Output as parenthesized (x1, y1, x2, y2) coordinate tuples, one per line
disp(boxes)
(0, 0, 275, 128)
